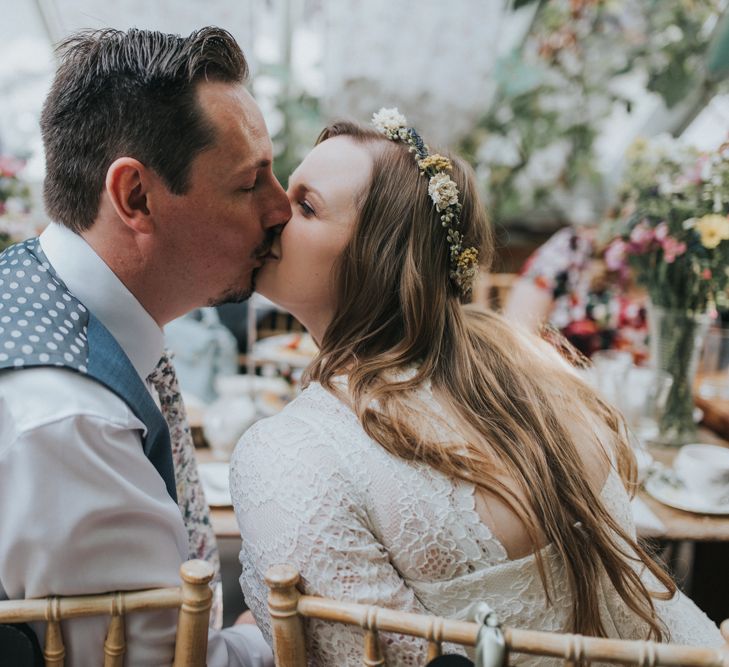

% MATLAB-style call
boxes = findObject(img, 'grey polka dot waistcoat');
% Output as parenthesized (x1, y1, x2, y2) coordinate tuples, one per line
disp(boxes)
(0, 237, 177, 502)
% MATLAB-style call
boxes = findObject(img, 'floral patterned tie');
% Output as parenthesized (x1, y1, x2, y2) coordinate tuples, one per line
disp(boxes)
(147, 350, 223, 629)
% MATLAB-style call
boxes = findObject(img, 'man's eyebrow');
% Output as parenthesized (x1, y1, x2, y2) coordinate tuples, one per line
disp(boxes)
(233, 158, 272, 176)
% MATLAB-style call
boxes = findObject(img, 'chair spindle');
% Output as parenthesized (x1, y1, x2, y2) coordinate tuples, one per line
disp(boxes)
(265, 564, 307, 667)
(103, 591, 126, 667)
(173, 560, 214, 667)
(44, 596, 65, 667)
(427, 616, 444, 661)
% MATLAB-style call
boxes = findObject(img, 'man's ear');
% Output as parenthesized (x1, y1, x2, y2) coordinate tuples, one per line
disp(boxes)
(105, 157, 155, 234)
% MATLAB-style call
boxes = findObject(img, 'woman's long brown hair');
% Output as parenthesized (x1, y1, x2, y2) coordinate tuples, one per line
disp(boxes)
(306, 121, 675, 639)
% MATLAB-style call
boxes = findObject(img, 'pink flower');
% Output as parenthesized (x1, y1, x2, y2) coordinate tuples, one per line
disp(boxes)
(654, 222, 669, 241)
(661, 236, 687, 263)
(702, 268, 712, 280)
(604, 239, 627, 271)
(0, 155, 24, 178)
(629, 221, 655, 253)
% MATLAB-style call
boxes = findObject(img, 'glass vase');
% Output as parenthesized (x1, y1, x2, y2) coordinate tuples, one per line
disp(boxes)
(647, 303, 712, 446)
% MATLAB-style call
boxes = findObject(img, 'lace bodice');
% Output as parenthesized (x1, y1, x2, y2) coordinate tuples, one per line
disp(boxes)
(230, 381, 722, 666)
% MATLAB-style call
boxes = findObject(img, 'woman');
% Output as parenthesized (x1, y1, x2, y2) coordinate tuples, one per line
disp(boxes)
(231, 110, 721, 665)
(503, 225, 649, 360)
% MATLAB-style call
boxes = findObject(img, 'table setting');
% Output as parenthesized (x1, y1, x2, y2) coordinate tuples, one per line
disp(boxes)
(582, 349, 729, 542)
(643, 444, 729, 516)
(247, 332, 319, 370)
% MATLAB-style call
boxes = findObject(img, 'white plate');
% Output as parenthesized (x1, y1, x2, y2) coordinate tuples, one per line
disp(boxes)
(249, 333, 318, 367)
(634, 448, 653, 483)
(198, 462, 232, 507)
(644, 474, 729, 515)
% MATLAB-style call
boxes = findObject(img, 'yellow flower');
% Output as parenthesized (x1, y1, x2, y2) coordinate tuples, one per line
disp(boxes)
(457, 247, 479, 270)
(696, 214, 729, 249)
(418, 154, 452, 173)
(626, 137, 648, 159)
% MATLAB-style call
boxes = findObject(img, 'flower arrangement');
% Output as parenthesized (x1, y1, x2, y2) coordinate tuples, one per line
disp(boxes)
(606, 137, 729, 312)
(0, 156, 32, 252)
(606, 136, 729, 444)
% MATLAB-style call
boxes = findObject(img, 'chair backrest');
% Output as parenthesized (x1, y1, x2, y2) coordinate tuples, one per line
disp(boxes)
(0, 559, 213, 667)
(244, 294, 307, 375)
(472, 272, 517, 312)
(264, 564, 729, 667)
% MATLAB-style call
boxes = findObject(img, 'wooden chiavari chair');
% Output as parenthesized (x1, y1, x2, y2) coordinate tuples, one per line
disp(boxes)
(0, 559, 213, 667)
(244, 294, 307, 375)
(472, 272, 518, 312)
(265, 564, 729, 667)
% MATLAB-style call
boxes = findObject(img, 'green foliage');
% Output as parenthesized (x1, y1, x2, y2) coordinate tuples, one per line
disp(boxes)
(255, 64, 324, 189)
(461, 0, 725, 228)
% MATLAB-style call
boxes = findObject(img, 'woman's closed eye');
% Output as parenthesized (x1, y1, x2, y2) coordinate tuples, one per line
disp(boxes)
(299, 199, 315, 217)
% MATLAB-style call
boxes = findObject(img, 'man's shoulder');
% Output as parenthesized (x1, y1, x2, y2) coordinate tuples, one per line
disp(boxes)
(0, 366, 141, 435)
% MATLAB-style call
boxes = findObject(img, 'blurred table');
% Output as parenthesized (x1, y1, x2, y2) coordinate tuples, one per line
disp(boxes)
(643, 428, 729, 624)
(209, 506, 240, 539)
(194, 448, 241, 538)
(695, 384, 729, 440)
(641, 428, 729, 541)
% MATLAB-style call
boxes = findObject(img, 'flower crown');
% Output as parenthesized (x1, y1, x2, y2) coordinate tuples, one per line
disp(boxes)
(371, 107, 479, 295)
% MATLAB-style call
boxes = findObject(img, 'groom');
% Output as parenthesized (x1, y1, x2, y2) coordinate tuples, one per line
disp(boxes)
(0, 28, 290, 665)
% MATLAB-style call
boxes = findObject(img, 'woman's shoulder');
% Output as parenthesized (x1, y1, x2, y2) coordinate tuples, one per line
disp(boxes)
(230, 382, 364, 510)
(231, 382, 359, 473)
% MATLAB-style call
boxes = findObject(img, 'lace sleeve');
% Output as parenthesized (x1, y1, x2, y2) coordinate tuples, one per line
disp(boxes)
(598, 568, 723, 646)
(230, 413, 435, 666)
(597, 475, 723, 647)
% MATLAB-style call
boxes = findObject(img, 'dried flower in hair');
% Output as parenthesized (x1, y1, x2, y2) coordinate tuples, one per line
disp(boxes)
(418, 154, 452, 173)
(371, 107, 407, 139)
(428, 173, 459, 212)
(372, 107, 478, 295)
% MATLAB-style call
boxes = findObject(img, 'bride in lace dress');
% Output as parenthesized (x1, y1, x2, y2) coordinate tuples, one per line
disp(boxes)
(230, 112, 723, 665)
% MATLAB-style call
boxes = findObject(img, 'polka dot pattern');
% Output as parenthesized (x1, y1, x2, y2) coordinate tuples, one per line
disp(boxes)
(0, 238, 90, 374)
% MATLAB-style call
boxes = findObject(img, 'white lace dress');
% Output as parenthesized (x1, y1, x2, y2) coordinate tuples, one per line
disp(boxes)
(230, 381, 723, 666)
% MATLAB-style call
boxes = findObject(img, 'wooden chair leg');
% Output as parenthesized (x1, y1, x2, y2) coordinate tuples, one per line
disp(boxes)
(103, 592, 126, 667)
(427, 617, 444, 662)
(363, 628, 385, 666)
(173, 560, 214, 667)
(44, 597, 64, 667)
(265, 565, 307, 667)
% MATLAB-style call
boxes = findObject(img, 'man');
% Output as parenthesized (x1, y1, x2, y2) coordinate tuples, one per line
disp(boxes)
(0, 28, 290, 665)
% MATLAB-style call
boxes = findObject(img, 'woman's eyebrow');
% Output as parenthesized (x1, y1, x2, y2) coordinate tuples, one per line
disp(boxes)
(292, 182, 326, 209)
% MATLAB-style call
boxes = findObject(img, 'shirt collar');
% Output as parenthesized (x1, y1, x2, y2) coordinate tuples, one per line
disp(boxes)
(39, 223, 164, 381)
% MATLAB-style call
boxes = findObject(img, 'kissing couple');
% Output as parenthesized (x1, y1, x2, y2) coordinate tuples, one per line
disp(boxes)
(0, 26, 722, 667)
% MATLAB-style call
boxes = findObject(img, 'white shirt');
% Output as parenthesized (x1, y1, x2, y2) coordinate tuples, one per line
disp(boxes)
(0, 223, 271, 667)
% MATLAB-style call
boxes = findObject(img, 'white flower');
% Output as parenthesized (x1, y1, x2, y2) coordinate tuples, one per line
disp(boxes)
(428, 173, 459, 212)
(372, 107, 407, 136)
(524, 140, 571, 187)
(476, 132, 521, 168)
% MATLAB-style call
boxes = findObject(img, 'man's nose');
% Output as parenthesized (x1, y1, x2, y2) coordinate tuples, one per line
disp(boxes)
(263, 177, 292, 229)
